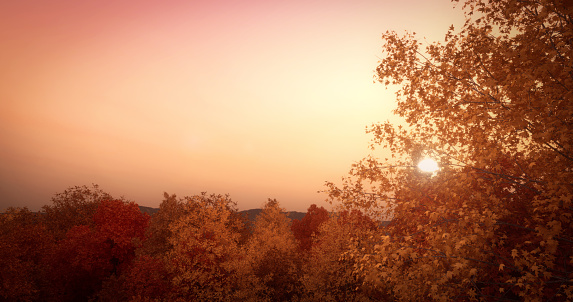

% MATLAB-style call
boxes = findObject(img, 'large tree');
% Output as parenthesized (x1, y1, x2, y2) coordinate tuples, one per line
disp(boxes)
(327, 0, 572, 300)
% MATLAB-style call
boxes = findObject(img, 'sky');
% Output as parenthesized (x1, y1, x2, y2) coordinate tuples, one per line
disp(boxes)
(0, 0, 464, 212)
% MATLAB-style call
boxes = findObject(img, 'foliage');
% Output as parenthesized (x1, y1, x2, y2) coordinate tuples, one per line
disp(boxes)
(0, 207, 54, 301)
(140, 193, 187, 258)
(299, 209, 385, 301)
(96, 254, 172, 302)
(165, 193, 245, 301)
(41, 184, 114, 240)
(45, 199, 149, 301)
(122, 255, 172, 300)
(235, 199, 301, 301)
(326, 0, 573, 300)
(46, 224, 113, 301)
(1, 188, 392, 301)
(93, 199, 150, 273)
(291, 204, 330, 251)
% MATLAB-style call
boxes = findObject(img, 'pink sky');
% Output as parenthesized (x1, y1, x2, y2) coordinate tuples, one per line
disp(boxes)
(0, 0, 463, 211)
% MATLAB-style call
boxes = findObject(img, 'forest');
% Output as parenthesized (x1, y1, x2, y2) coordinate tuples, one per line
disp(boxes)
(2, 0, 572, 300)
(1, 185, 384, 301)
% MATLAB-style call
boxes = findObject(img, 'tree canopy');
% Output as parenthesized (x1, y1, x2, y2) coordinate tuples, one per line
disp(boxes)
(327, 0, 572, 300)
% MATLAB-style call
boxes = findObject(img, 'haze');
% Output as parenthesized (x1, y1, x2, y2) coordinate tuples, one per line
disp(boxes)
(0, 0, 463, 212)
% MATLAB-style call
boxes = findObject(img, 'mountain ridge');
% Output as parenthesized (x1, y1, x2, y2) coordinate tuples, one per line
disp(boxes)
(138, 206, 306, 222)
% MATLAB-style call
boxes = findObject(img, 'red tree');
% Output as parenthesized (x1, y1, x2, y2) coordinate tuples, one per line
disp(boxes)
(338, 209, 377, 231)
(291, 204, 329, 251)
(46, 199, 150, 301)
(93, 199, 150, 273)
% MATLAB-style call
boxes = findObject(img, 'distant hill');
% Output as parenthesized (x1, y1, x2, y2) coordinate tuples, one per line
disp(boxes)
(139, 206, 160, 216)
(137, 206, 389, 227)
(138, 206, 305, 223)
(240, 208, 306, 223)
(286, 211, 306, 221)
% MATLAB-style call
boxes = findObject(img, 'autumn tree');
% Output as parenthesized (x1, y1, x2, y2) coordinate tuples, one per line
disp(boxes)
(291, 204, 330, 251)
(46, 224, 113, 301)
(95, 194, 186, 302)
(0, 207, 54, 301)
(165, 193, 246, 301)
(41, 184, 114, 240)
(299, 209, 384, 301)
(235, 199, 301, 301)
(327, 0, 573, 300)
(92, 199, 150, 273)
(46, 199, 149, 301)
(140, 192, 187, 257)
(95, 254, 173, 302)
(119, 255, 173, 301)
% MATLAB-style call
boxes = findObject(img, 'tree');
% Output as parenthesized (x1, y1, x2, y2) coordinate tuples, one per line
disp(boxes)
(92, 199, 150, 274)
(45, 199, 150, 301)
(165, 193, 245, 301)
(95, 254, 173, 302)
(327, 0, 572, 300)
(299, 209, 384, 301)
(235, 199, 301, 301)
(46, 225, 113, 301)
(140, 192, 187, 257)
(0, 207, 54, 301)
(291, 204, 330, 251)
(42, 184, 114, 240)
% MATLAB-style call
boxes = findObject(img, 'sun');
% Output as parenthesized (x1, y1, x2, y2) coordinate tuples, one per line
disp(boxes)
(418, 158, 439, 173)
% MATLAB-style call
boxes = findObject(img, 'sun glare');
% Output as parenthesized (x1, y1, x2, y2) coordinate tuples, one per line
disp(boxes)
(418, 158, 439, 173)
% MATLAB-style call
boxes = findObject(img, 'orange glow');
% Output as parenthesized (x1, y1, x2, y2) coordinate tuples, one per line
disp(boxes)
(0, 0, 463, 211)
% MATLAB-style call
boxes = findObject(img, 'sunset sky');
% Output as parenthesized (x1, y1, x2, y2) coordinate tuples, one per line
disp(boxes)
(0, 0, 463, 212)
